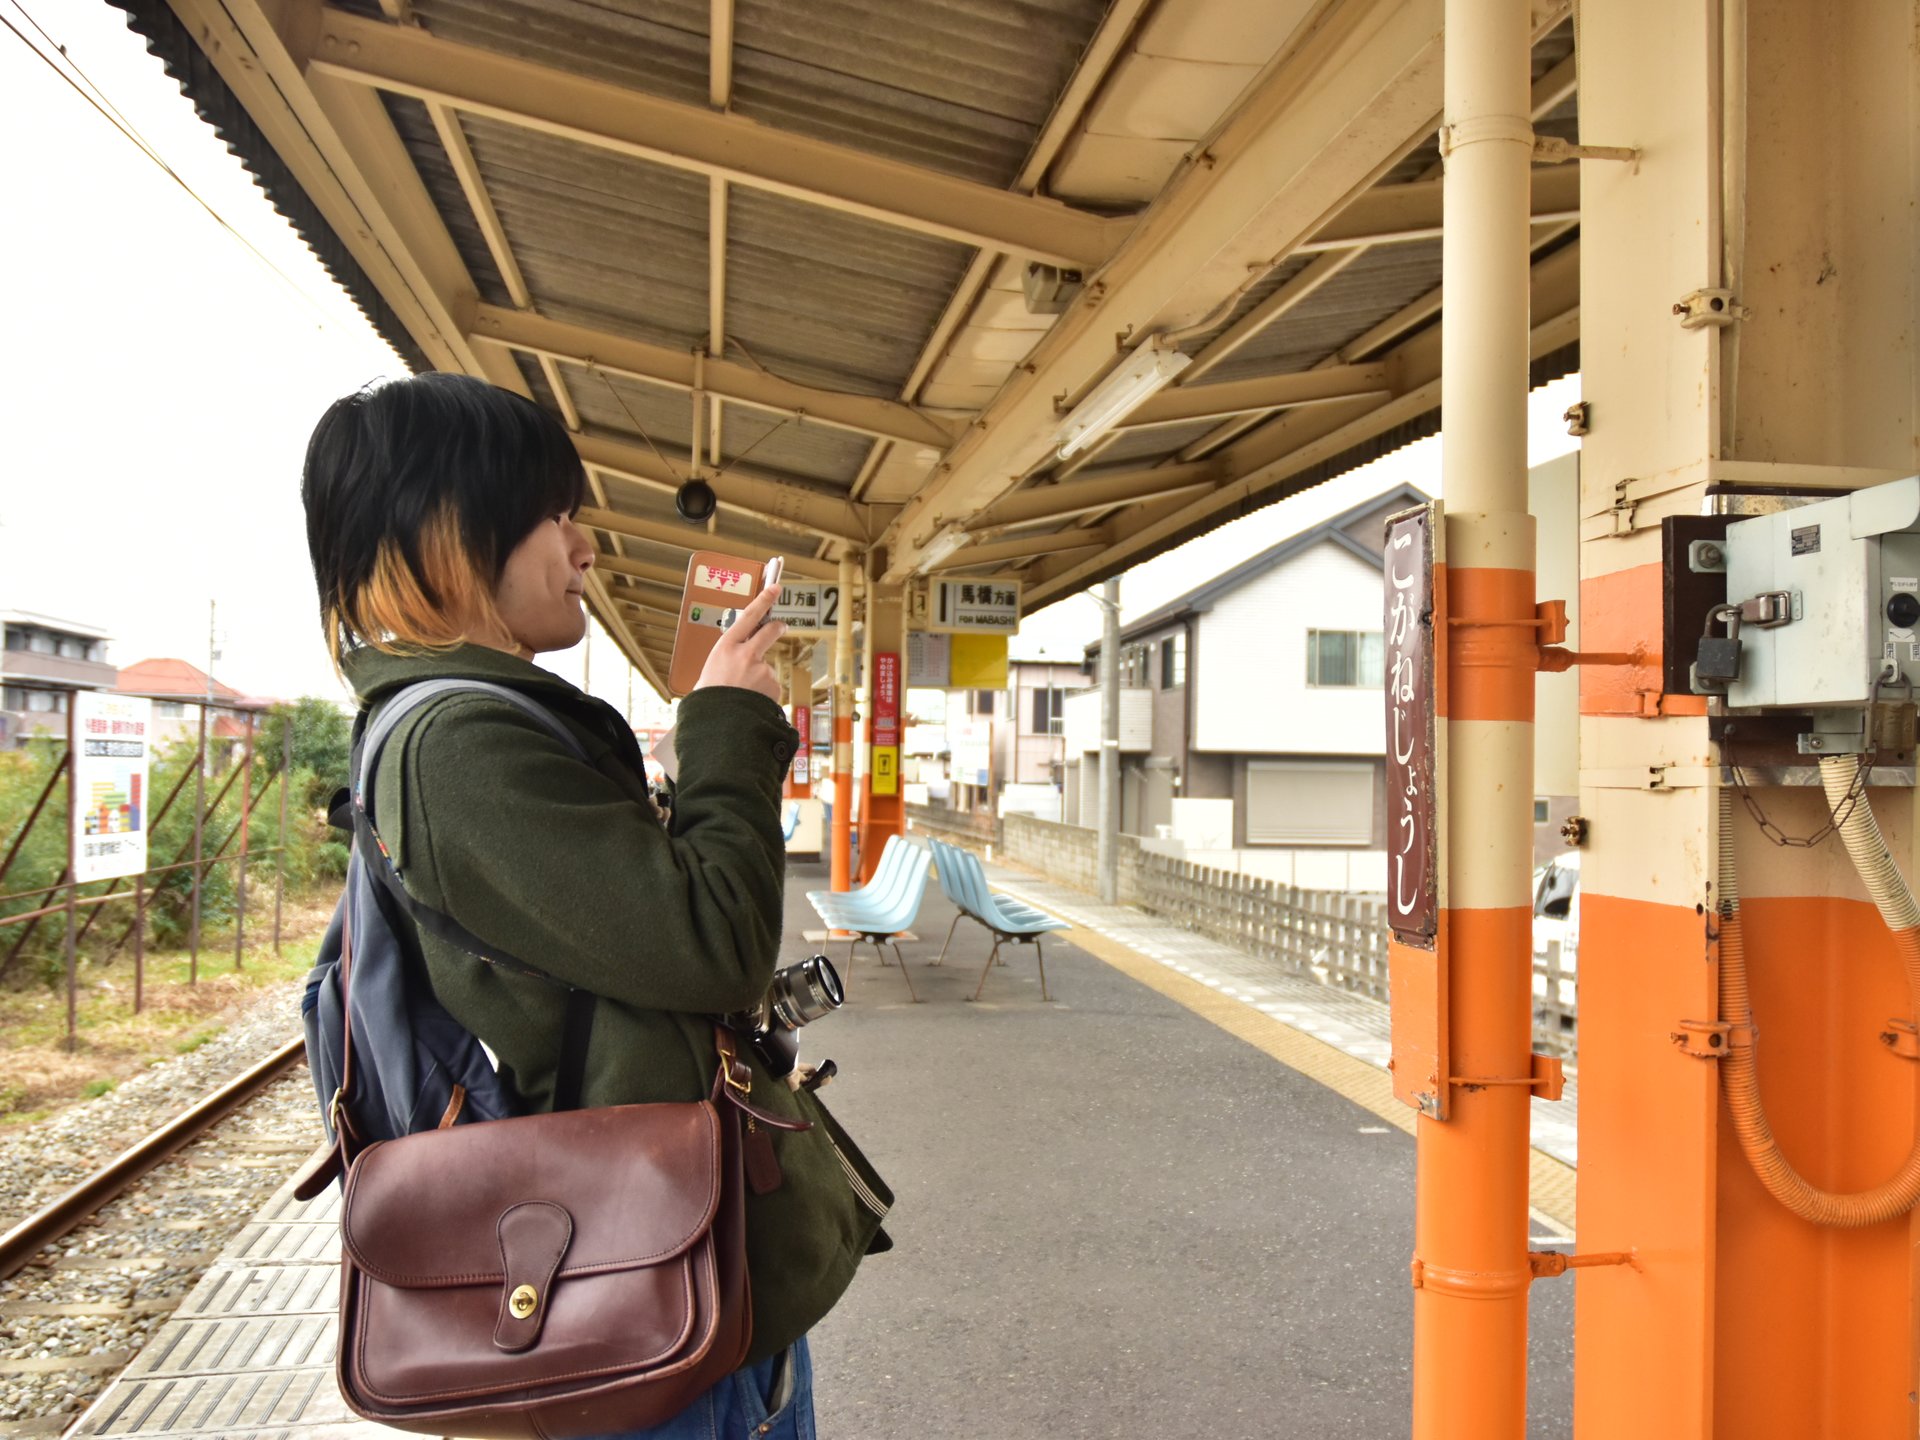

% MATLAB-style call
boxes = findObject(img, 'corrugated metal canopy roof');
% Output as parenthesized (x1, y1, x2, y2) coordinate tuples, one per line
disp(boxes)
(109, 0, 1583, 692)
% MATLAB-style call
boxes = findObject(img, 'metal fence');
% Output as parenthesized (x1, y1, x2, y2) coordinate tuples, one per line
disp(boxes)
(0, 684, 295, 1047)
(1136, 852, 1577, 1058)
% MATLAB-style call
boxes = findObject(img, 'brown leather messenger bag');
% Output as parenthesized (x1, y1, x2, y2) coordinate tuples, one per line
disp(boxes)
(312, 900, 811, 1439)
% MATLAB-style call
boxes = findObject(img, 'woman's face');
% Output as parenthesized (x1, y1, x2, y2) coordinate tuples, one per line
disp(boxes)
(492, 514, 595, 656)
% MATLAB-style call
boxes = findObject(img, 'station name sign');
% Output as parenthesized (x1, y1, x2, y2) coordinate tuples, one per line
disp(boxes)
(1383, 503, 1439, 944)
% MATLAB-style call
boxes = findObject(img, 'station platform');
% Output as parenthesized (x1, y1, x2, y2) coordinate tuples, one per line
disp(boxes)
(67, 857, 1577, 1440)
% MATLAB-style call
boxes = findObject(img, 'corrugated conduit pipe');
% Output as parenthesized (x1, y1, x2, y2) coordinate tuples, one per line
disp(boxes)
(1716, 761, 1920, 1227)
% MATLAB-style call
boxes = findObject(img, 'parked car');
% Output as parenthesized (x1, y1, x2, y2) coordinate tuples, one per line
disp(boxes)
(1531, 852, 1580, 1017)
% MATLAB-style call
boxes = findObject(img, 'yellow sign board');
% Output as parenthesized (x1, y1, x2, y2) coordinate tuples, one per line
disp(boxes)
(948, 633, 1009, 689)
(871, 746, 899, 796)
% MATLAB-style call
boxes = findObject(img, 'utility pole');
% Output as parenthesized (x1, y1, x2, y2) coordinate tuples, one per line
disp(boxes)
(1096, 577, 1120, 904)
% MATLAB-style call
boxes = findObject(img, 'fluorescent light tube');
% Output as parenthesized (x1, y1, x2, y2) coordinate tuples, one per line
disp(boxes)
(914, 525, 972, 574)
(1056, 345, 1192, 458)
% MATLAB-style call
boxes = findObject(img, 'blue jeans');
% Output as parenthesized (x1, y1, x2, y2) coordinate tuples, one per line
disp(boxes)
(593, 1339, 814, 1440)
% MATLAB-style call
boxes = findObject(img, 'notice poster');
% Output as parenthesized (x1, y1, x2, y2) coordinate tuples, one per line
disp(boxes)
(791, 704, 811, 785)
(872, 652, 900, 748)
(907, 631, 950, 688)
(949, 634, 1009, 689)
(72, 692, 152, 884)
(871, 747, 899, 796)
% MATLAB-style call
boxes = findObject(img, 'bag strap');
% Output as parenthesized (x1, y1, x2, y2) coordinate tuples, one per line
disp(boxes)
(349, 681, 598, 1109)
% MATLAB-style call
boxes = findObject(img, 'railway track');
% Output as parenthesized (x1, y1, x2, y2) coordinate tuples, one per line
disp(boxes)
(0, 1038, 315, 1434)
(0, 1040, 308, 1287)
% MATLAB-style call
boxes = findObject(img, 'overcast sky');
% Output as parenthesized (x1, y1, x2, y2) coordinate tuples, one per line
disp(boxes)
(0, 1, 1577, 710)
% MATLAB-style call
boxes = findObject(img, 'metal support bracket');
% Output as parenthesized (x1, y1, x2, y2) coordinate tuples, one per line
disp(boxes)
(1671, 1020, 1738, 1057)
(1674, 288, 1752, 330)
(1527, 1249, 1639, 1280)
(1449, 1053, 1566, 1099)
(1532, 135, 1641, 169)
(1881, 1019, 1920, 1060)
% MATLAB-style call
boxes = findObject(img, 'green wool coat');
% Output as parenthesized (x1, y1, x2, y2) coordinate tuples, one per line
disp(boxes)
(343, 643, 891, 1366)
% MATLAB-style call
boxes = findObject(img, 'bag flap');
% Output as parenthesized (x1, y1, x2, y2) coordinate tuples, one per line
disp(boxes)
(341, 1101, 722, 1287)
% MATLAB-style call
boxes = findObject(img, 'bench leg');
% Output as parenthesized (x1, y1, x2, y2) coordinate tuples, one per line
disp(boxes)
(889, 940, 920, 1002)
(934, 912, 963, 967)
(1035, 937, 1051, 1002)
(969, 939, 1003, 1002)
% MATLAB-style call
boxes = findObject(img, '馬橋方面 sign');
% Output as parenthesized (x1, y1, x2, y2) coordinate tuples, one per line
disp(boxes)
(928, 578, 1020, 634)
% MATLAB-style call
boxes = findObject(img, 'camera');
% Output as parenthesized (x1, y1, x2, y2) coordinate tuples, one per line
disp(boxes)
(728, 953, 843, 1078)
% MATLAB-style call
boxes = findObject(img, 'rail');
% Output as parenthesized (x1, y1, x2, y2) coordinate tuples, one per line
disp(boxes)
(0, 1037, 308, 1283)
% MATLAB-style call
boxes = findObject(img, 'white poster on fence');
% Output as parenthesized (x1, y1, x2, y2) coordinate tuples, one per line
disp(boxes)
(71, 691, 152, 883)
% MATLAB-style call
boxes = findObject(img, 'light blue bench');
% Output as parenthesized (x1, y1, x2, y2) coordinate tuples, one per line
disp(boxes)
(928, 838, 1070, 1002)
(803, 835, 929, 1001)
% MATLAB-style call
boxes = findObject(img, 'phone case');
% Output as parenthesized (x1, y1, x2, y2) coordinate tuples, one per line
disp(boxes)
(667, 551, 767, 696)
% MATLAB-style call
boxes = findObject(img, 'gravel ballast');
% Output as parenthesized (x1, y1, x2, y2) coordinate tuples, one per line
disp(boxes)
(0, 978, 323, 1434)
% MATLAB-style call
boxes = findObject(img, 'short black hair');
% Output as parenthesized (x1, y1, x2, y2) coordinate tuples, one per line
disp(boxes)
(302, 373, 586, 655)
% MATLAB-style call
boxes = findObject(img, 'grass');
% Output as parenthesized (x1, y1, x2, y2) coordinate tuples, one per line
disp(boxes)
(0, 890, 334, 1125)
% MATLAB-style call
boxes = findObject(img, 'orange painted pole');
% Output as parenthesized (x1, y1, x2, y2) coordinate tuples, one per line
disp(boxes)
(830, 555, 856, 893)
(1410, 1, 1537, 1436)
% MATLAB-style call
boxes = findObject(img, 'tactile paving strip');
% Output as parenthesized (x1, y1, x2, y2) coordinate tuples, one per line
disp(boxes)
(64, 1182, 393, 1440)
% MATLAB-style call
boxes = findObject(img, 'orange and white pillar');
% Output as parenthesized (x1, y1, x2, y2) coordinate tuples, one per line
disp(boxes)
(831, 555, 856, 892)
(1575, 2, 1920, 1434)
(1409, 0, 1537, 1434)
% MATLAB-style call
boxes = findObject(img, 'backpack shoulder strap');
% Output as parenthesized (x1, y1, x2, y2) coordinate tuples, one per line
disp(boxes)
(352, 681, 599, 1110)
(352, 679, 588, 985)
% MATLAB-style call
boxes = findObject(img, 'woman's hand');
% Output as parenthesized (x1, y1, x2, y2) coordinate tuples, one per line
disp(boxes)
(694, 581, 787, 701)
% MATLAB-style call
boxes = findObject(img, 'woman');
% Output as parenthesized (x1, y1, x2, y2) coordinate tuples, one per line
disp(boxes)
(302, 372, 891, 1439)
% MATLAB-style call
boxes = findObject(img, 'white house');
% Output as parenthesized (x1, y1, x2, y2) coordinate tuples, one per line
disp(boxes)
(1067, 484, 1430, 892)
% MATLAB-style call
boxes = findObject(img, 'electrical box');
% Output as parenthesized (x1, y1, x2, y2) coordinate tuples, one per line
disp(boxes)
(1716, 476, 1920, 711)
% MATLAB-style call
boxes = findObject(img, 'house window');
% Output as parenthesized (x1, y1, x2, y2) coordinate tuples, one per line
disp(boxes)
(1246, 761, 1374, 845)
(3, 630, 26, 651)
(2, 686, 24, 711)
(1119, 643, 1150, 687)
(27, 631, 54, 655)
(25, 689, 66, 714)
(1160, 633, 1186, 689)
(155, 701, 185, 718)
(1533, 797, 1550, 823)
(58, 637, 87, 659)
(971, 689, 997, 717)
(1032, 687, 1065, 735)
(1306, 630, 1384, 687)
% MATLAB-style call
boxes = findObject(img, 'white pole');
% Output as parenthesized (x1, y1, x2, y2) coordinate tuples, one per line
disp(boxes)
(1097, 577, 1121, 903)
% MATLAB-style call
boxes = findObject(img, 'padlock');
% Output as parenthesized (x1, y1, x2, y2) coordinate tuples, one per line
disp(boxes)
(1692, 635, 1742, 691)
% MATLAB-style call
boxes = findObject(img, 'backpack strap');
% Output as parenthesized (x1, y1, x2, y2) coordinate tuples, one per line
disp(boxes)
(352, 680, 600, 1112)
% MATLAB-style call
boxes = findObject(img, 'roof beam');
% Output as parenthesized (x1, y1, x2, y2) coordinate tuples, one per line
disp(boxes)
(572, 433, 871, 545)
(934, 531, 1110, 571)
(1297, 163, 1580, 252)
(879, 0, 1449, 580)
(577, 507, 839, 578)
(973, 463, 1221, 532)
(1022, 242, 1580, 609)
(308, 7, 1127, 270)
(471, 308, 958, 449)
(1123, 363, 1392, 429)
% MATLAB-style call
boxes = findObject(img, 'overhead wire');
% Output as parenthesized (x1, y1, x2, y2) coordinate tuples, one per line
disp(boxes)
(0, 0, 344, 329)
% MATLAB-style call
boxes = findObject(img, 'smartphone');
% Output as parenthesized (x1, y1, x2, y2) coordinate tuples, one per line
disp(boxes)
(667, 551, 781, 696)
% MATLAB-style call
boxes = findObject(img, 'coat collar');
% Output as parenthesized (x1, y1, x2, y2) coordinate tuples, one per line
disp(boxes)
(342, 644, 640, 773)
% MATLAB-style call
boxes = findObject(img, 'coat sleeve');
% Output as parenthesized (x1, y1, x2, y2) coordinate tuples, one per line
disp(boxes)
(392, 687, 797, 1016)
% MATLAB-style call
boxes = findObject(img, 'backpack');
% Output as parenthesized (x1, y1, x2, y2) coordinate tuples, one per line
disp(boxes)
(299, 679, 596, 1156)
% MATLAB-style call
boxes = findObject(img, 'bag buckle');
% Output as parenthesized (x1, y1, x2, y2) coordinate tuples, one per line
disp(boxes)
(716, 1039, 753, 1097)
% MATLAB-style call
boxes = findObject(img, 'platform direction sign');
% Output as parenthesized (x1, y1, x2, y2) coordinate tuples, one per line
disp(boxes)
(770, 582, 841, 635)
(929, 578, 1020, 634)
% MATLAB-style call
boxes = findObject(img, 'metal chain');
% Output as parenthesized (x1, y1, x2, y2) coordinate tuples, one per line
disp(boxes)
(1721, 699, 1883, 849)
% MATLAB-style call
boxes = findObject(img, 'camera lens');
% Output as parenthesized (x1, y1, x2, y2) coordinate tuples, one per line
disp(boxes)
(766, 954, 844, 1031)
